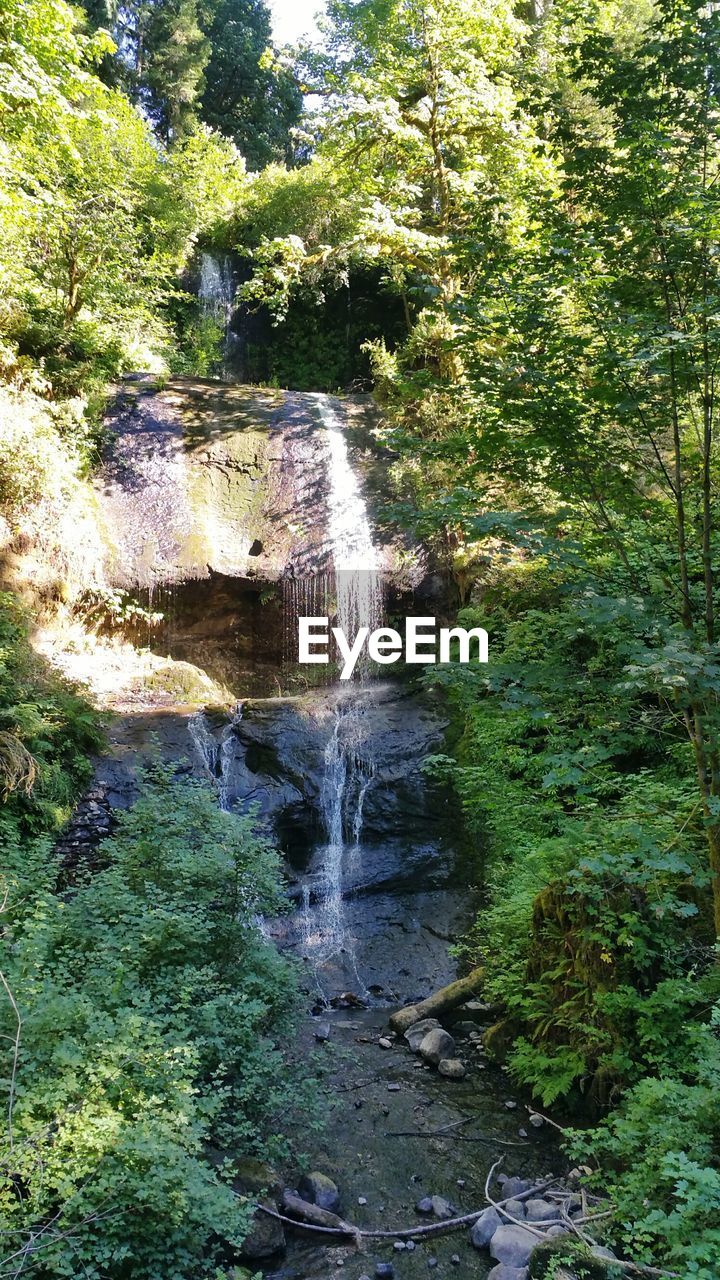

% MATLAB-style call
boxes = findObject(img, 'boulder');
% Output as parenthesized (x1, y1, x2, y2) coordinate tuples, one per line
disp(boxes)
(490, 1224, 538, 1269)
(470, 1206, 501, 1248)
(502, 1177, 532, 1200)
(297, 1171, 341, 1213)
(419, 1027, 456, 1066)
(438, 1058, 466, 1080)
(240, 1199, 285, 1259)
(592, 1246, 618, 1261)
(502, 1198, 527, 1220)
(404, 1018, 442, 1052)
(525, 1199, 557, 1223)
(487, 1267, 528, 1280)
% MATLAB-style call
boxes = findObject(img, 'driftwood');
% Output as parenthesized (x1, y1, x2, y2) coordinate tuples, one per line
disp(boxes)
(280, 1191, 357, 1236)
(388, 967, 485, 1034)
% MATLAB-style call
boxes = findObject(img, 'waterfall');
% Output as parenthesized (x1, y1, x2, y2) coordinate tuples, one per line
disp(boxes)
(198, 252, 236, 379)
(188, 709, 236, 812)
(298, 396, 384, 997)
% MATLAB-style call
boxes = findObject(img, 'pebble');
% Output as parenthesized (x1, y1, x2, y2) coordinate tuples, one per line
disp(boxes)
(315, 1021, 331, 1042)
(528, 1112, 544, 1128)
(456, 1178, 466, 1188)
(428, 1260, 438, 1270)
(504, 1100, 517, 1110)
(415, 1197, 434, 1215)
(518, 1127, 528, 1138)
(379, 1037, 393, 1050)
(358, 1197, 368, 1206)
(387, 1083, 401, 1092)
(375, 1266, 394, 1279)
(406, 1240, 416, 1252)
(451, 1254, 461, 1266)
(393, 1241, 406, 1252)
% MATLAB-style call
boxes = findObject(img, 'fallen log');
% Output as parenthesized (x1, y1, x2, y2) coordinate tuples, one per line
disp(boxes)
(388, 967, 485, 1034)
(280, 1191, 357, 1237)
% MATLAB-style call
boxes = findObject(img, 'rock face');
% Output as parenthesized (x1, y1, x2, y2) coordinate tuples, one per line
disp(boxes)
(419, 1028, 456, 1066)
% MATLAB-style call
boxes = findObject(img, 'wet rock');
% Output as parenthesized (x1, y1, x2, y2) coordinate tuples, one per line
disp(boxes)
(487, 1267, 528, 1280)
(525, 1199, 556, 1223)
(453, 1020, 479, 1037)
(438, 1058, 466, 1080)
(490, 1224, 537, 1269)
(503, 1199, 526, 1220)
(298, 1171, 341, 1213)
(404, 1018, 441, 1052)
(419, 1028, 456, 1066)
(470, 1206, 502, 1248)
(315, 1021, 331, 1042)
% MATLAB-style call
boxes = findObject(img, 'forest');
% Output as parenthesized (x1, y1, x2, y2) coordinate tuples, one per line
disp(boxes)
(1, 0, 720, 1278)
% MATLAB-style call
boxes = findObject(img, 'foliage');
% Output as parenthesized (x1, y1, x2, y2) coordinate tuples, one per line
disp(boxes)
(0, 764, 309, 1279)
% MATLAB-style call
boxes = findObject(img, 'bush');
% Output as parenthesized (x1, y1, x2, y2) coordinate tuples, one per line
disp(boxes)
(0, 765, 310, 1278)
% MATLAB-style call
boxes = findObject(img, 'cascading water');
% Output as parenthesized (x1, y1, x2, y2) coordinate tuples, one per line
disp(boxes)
(198, 252, 236, 379)
(298, 396, 385, 997)
(188, 709, 236, 812)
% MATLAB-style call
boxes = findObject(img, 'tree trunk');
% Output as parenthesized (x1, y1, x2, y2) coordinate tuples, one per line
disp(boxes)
(388, 968, 485, 1034)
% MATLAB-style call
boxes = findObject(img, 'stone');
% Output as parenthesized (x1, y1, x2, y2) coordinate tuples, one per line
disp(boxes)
(240, 1198, 285, 1259)
(453, 1020, 479, 1036)
(387, 1083, 401, 1092)
(503, 1199, 526, 1220)
(525, 1198, 557, 1223)
(298, 1171, 341, 1214)
(430, 1195, 456, 1220)
(518, 1128, 528, 1138)
(490, 1224, 537, 1269)
(315, 1021, 331, 1042)
(415, 1197, 434, 1216)
(438, 1058, 466, 1079)
(406, 1240, 416, 1251)
(528, 1113, 544, 1128)
(428, 1259, 438, 1269)
(404, 1018, 442, 1052)
(470, 1206, 501, 1248)
(393, 1241, 406, 1252)
(592, 1246, 618, 1261)
(419, 1027, 456, 1066)
(379, 1037, 393, 1050)
(358, 1197, 368, 1206)
(487, 1267, 528, 1280)
(546, 1225, 569, 1238)
(450, 1254, 461, 1265)
(504, 1100, 518, 1110)
(375, 1265, 394, 1278)
(501, 1177, 532, 1200)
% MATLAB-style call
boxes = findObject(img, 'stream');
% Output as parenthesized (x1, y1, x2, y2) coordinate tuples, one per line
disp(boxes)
(73, 363, 559, 1279)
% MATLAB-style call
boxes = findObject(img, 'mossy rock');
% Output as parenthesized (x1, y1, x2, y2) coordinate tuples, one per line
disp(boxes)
(528, 1238, 619, 1280)
(483, 1016, 522, 1062)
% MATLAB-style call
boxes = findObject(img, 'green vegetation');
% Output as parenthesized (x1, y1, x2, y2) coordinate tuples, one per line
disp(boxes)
(3, 0, 720, 1274)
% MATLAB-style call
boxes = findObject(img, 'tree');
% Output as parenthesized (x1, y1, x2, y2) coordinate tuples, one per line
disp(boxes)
(199, 0, 302, 168)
